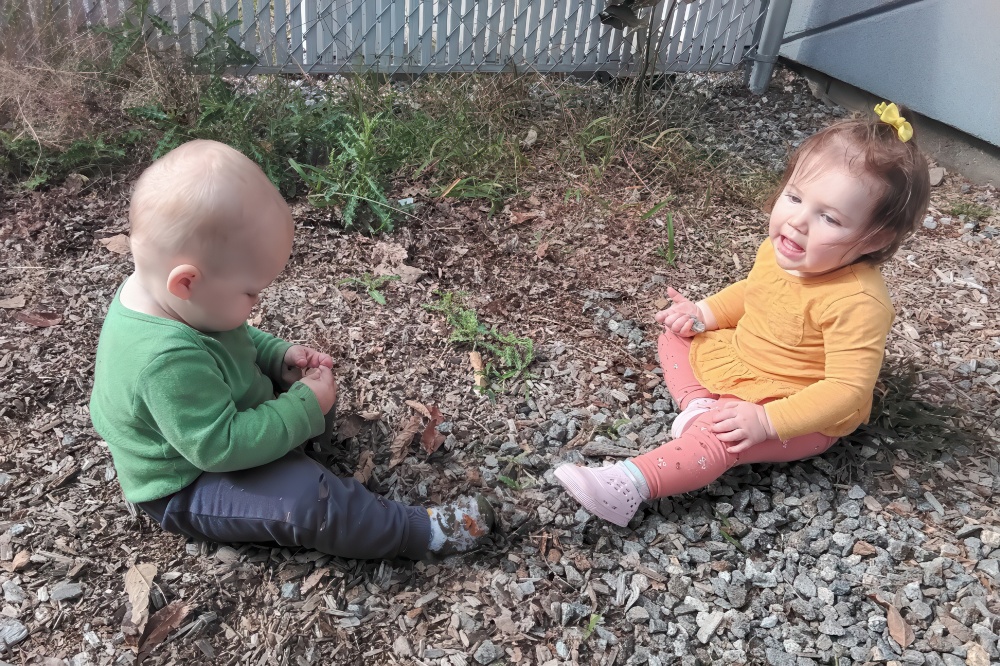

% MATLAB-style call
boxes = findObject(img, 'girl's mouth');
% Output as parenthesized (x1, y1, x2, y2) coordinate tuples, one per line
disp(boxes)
(778, 235, 805, 256)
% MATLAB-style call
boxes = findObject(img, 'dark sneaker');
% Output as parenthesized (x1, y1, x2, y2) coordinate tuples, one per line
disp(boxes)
(427, 494, 496, 555)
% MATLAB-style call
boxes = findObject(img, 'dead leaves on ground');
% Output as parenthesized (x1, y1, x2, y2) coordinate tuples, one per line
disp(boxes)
(868, 594, 915, 649)
(372, 240, 425, 284)
(120, 564, 191, 663)
(338, 411, 380, 440)
(99, 234, 131, 255)
(420, 404, 446, 455)
(389, 415, 423, 467)
(136, 601, 190, 663)
(353, 450, 375, 484)
(886, 603, 915, 649)
(389, 400, 447, 467)
(14, 311, 62, 327)
(122, 563, 157, 646)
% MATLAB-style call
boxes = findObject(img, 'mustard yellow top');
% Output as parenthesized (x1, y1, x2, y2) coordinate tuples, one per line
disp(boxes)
(691, 240, 894, 440)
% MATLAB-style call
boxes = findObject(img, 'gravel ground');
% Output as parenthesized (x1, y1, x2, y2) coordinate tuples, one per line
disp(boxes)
(1, 66, 999, 666)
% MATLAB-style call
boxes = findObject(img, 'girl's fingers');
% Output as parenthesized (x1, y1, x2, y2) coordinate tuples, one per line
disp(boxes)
(727, 440, 752, 453)
(710, 409, 735, 423)
(667, 287, 688, 305)
(716, 429, 742, 443)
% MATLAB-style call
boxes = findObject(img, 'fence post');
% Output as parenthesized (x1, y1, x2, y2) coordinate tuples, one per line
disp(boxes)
(748, 0, 791, 94)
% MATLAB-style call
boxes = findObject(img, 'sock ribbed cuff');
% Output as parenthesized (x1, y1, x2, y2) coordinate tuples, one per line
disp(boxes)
(619, 460, 651, 500)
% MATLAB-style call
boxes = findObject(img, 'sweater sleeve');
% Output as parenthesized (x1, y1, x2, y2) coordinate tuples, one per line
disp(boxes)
(247, 325, 291, 382)
(703, 279, 748, 330)
(135, 348, 324, 473)
(764, 294, 893, 440)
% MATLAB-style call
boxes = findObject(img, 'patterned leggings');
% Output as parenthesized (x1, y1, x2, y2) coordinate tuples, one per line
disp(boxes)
(631, 329, 837, 500)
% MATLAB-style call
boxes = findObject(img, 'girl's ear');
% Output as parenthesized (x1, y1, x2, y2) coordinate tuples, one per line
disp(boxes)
(166, 264, 201, 300)
(860, 227, 895, 256)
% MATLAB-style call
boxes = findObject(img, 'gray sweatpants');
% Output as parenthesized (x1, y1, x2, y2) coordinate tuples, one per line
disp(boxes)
(138, 448, 431, 560)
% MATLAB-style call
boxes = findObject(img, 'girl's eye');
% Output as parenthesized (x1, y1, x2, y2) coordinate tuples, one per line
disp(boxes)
(822, 214, 841, 226)
(786, 193, 801, 203)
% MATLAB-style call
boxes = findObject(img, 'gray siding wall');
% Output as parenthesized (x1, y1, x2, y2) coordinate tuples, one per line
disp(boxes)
(779, 0, 1000, 147)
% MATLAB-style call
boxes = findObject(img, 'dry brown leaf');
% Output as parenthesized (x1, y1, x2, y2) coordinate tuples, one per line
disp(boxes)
(510, 210, 541, 225)
(469, 351, 486, 387)
(886, 603, 914, 648)
(852, 541, 877, 557)
(338, 414, 367, 440)
(536, 241, 550, 259)
(654, 298, 670, 310)
(420, 405, 446, 455)
(137, 600, 189, 663)
(122, 563, 157, 646)
(389, 415, 423, 467)
(395, 264, 426, 284)
(892, 465, 910, 480)
(372, 241, 408, 266)
(353, 450, 375, 484)
(359, 411, 381, 420)
(15, 311, 62, 327)
(99, 234, 131, 254)
(405, 400, 432, 419)
(0, 295, 26, 309)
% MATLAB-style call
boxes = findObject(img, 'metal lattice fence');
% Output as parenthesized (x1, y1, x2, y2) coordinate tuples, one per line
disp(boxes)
(55, 0, 770, 78)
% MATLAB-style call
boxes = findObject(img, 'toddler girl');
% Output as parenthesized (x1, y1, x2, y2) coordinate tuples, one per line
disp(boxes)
(555, 103, 931, 526)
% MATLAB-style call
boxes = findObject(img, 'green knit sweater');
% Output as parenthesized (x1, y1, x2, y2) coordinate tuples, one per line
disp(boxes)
(90, 289, 324, 502)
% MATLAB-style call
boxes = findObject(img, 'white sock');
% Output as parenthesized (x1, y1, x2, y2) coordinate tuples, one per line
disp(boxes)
(619, 460, 651, 500)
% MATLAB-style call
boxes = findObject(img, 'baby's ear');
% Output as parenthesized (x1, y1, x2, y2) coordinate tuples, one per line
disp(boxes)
(862, 227, 895, 255)
(166, 264, 201, 301)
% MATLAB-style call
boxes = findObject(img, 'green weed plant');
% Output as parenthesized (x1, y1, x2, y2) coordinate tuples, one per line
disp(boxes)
(948, 202, 993, 221)
(337, 273, 400, 305)
(424, 291, 534, 395)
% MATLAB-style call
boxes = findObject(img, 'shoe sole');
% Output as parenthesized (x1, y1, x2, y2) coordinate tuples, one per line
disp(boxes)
(553, 466, 632, 527)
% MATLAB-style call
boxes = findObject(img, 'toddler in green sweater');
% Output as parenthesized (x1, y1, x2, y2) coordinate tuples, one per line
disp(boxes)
(90, 140, 493, 559)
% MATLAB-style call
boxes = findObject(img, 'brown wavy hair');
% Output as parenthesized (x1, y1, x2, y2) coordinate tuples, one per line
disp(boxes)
(764, 106, 931, 265)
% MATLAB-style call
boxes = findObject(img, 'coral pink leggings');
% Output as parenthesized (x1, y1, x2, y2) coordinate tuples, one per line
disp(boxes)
(632, 330, 837, 499)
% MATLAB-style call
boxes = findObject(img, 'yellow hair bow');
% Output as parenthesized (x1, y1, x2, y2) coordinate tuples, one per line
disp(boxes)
(874, 102, 913, 142)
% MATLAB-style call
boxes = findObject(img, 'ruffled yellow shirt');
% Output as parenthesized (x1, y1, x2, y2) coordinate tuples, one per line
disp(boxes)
(692, 239, 894, 440)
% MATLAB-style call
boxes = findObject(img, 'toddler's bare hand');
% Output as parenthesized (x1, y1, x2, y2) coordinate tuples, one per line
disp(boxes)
(282, 344, 335, 388)
(654, 287, 704, 337)
(300, 366, 337, 414)
(710, 401, 777, 453)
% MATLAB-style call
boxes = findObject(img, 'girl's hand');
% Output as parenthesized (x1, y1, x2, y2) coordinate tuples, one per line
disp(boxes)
(710, 401, 778, 453)
(281, 345, 335, 387)
(655, 287, 706, 337)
